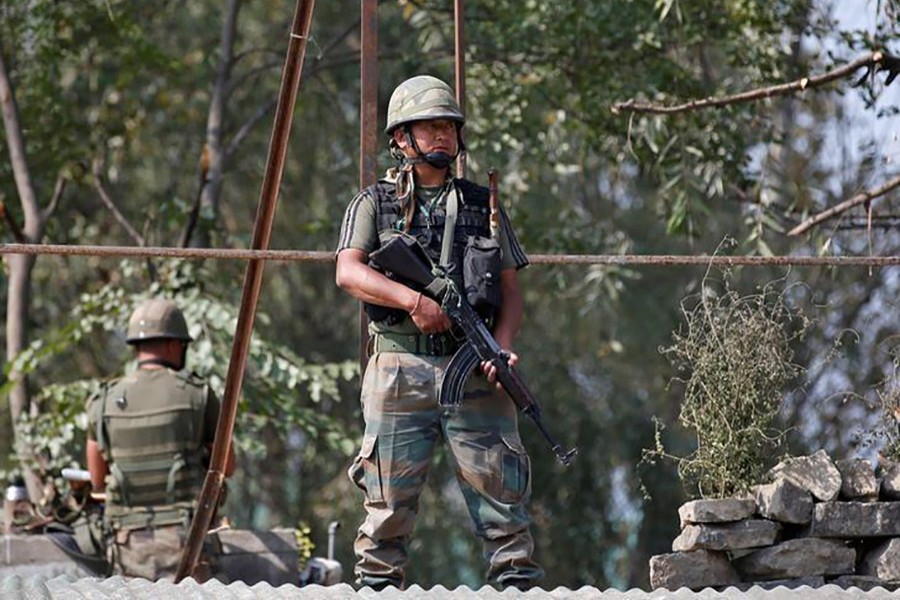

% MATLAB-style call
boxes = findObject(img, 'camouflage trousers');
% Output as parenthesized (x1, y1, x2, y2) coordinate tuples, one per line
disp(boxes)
(108, 523, 219, 582)
(348, 351, 544, 590)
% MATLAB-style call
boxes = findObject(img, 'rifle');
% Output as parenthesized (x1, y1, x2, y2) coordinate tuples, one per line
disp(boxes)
(370, 233, 577, 466)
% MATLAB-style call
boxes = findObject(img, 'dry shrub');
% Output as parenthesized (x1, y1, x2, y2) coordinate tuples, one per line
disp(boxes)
(649, 272, 809, 499)
(864, 348, 900, 464)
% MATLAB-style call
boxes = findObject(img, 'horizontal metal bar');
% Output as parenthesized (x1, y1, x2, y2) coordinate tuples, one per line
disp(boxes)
(3, 243, 900, 267)
(0, 243, 333, 262)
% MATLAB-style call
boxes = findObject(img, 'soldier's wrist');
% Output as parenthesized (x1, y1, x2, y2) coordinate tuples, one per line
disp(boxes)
(408, 292, 423, 316)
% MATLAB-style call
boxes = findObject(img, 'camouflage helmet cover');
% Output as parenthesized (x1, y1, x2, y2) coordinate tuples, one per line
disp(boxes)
(385, 75, 464, 135)
(126, 298, 192, 344)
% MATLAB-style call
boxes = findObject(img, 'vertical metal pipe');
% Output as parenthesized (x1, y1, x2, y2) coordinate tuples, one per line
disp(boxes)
(174, 0, 317, 582)
(358, 0, 379, 374)
(327, 520, 341, 560)
(454, 0, 466, 177)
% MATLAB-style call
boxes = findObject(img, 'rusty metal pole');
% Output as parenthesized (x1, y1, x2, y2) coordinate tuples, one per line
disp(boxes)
(358, 0, 379, 374)
(454, 0, 466, 177)
(174, 0, 317, 582)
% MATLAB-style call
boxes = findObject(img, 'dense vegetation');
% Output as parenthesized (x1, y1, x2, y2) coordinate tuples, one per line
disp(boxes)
(1, 0, 898, 589)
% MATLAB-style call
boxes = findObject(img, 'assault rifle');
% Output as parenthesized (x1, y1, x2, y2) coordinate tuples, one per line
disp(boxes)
(370, 233, 576, 466)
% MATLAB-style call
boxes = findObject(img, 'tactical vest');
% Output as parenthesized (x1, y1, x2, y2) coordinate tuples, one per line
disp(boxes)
(97, 369, 209, 514)
(365, 177, 493, 326)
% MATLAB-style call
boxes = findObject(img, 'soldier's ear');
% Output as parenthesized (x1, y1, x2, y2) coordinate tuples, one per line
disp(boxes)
(393, 127, 409, 149)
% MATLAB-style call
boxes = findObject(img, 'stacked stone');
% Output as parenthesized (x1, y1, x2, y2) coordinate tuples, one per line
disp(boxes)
(650, 449, 900, 591)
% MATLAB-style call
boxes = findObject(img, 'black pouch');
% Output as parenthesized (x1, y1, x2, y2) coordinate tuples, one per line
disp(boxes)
(463, 235, 502, 310)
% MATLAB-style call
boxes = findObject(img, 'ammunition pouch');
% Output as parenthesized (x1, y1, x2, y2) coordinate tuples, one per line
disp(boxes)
(72, 508, 108, 561)
(105, 502, 194, 532)
(463, 235, 502, 313)
(43, 504, 110, 576)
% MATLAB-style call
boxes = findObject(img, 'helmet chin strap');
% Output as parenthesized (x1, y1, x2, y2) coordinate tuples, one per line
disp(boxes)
(401, 124, 466, 171)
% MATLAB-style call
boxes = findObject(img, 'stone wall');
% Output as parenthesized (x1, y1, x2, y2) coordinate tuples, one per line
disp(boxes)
(650, 450, 900, 591)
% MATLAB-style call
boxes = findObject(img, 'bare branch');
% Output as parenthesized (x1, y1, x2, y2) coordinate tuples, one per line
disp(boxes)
(178, 146, 208, 248)
(224, 98, 277, 159)
(186, 0, 242, 248)
(611, 52, 888, 115)
(92, 159, 146, 246)
(232, 46, 282, 67)
(317, 16, 360, 59)
(788, 173, 900, 236)
(225, 60, 283, 100)
(41, 173, 67, 221)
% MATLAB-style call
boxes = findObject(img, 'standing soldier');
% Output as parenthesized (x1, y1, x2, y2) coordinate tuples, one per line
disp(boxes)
(85, 298, 234, 581)
(335, 75, 543, 590)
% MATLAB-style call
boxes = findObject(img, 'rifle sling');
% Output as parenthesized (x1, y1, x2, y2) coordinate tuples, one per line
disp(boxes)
(439, 183, 459, 268)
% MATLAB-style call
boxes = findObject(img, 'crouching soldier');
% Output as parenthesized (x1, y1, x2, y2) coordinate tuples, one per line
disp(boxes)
(85, 298, 234, 581)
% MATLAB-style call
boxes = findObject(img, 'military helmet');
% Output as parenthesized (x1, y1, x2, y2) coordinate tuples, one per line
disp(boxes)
(126, 299, 192, 344)
(385, 75, 464, 135)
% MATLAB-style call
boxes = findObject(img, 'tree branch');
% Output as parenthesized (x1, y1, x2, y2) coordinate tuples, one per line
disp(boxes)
(224, 98, 277, 159)
(0, 45, 49, 502)
(788, 173, 900, 236)
(0, 201, 26, 242)
(225, 60, 283, 101)
(178, 146, 208, 248)
(92, 159, 146, 246)
(0, 47, 41, 240)
(611, 51, 890, 115)
(41, 173, 67, 221)
(185, 0, 242, 248)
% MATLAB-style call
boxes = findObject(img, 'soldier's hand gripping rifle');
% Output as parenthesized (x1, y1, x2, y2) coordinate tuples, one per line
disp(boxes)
(370, 233, 577, 466)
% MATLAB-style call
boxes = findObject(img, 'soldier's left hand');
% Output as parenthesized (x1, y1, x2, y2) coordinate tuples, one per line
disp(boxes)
(481, 350, 518, 387)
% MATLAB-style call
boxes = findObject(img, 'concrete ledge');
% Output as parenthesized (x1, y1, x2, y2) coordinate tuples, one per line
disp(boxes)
(0, 529, 298, 585)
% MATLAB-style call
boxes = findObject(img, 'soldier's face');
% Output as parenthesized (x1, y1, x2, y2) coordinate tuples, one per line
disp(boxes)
(397, 119, 458, 157)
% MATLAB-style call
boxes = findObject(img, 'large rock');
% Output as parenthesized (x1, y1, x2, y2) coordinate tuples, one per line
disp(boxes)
(836, 458, 878, 501)
(649, 550, 739, 590)
(678, 498, 756, 527)
(811, 501, 900, 537)
(732, 538, 855, 581)
(860, 538, 900, 581)
(882, 462, 900, 500)
(672, 519, 780, 552)
(754, 479, 813, 524)
(768, 450, 841, 502)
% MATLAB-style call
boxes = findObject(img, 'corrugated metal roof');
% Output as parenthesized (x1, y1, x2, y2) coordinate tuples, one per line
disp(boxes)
(3, 576, 900, 599)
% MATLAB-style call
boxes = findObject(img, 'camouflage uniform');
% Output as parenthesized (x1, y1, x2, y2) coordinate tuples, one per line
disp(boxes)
(338, 167, 543, 589)
(86, 300, 221, 581)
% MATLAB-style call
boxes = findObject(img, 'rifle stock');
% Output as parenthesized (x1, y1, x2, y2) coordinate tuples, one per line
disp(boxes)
(370, 234, 576, 466)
